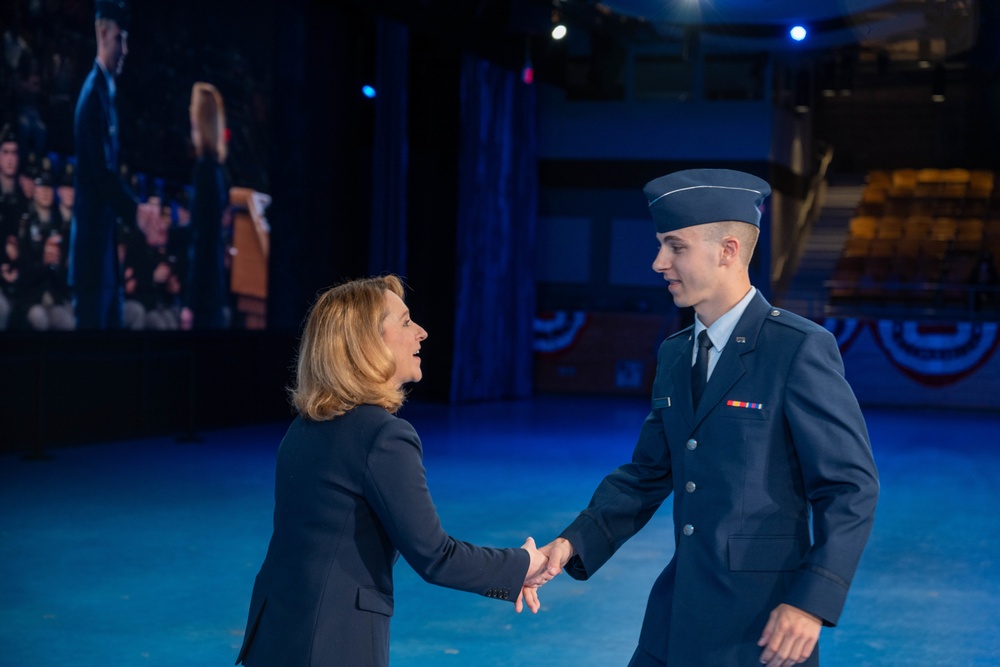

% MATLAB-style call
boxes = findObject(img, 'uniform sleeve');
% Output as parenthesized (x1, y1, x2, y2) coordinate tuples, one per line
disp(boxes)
(363, 417, 529, 603)
(782, 328, 880, 625)
(559, 408, 674, 580)
(75, 86, 138, 220)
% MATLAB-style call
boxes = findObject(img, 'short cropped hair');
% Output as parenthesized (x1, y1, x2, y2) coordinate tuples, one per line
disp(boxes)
(706, 220, 759, 265)
(290, 275, 407, 420)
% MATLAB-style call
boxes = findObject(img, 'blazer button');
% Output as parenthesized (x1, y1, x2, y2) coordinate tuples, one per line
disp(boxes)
(683, 524, 695, 536)
(686, 439, 698, 450)
(685, 481, 697, 493)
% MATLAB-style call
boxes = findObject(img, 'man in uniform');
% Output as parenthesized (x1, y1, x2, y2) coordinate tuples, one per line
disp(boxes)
(537, 168, 879, 667)
(68, 0, 156, 328)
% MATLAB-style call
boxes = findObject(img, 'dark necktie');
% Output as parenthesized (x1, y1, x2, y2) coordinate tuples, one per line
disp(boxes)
(692, 330, 712, 409)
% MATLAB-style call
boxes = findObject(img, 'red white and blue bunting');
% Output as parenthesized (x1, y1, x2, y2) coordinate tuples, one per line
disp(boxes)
(824, 319, 1000, 387)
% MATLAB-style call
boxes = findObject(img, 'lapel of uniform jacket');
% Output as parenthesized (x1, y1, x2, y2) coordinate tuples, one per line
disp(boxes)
(93, 63, 118, 167)
(667, 325, 697, 429)
(691, 292, 770, 424)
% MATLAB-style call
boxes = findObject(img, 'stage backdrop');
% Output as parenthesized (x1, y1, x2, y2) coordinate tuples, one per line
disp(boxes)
(534, 312, 1000, 411)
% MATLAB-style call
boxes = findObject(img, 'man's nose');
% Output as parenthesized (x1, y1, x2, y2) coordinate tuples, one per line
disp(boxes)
(652, 248, 669, 272)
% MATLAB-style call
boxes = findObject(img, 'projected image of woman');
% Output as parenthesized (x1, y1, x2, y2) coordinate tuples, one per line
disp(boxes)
(181, 81, 229, 330)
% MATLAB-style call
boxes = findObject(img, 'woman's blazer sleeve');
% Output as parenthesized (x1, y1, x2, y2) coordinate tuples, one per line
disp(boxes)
(363, 417, 529, 602)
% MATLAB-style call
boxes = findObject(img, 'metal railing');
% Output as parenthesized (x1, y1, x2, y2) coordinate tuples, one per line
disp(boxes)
(824, 280, 1000, 321)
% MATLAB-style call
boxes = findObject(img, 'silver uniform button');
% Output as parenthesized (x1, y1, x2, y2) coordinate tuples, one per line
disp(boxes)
(771, 309, 780, 316)
(683, 524, 694, 536)
(686, 439, 698, 450)
(685, 481, 697, 493)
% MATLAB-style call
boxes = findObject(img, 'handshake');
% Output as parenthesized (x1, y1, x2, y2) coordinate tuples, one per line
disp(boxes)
(515, 536, 575, 614)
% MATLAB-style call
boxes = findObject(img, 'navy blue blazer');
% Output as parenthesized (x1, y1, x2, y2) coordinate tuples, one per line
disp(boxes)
(560, 293, 879, 666)
(68, 63, 137, 310)
(237, 405, 529, 667)
(183, 157, 228, 328)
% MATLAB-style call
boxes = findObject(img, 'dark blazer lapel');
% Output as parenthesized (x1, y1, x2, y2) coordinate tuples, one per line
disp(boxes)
(692, 292, 770, 422)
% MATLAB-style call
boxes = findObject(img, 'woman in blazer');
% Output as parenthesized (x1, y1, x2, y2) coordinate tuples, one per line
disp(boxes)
(236, 275, 549, 667)
(181, 81, 229, 330)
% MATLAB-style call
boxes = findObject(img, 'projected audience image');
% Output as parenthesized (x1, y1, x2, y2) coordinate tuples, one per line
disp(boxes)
(0, 0, 274, 332)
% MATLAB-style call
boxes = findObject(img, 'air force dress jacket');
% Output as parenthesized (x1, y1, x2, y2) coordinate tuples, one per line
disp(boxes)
(237, 405, 529, 667)
(560, 292, 879, 666)
(68, 62, 138, 317)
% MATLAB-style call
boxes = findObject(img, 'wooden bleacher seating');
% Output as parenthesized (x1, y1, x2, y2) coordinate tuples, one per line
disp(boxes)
(849, 215, 877, 239)
(985, 218, 1000, 241)
(875, 216, 903, 240)
(957, 217, 984, 239)
(891, 168, 918, 193)
(903, 215, 933, 239)
(915, 168, 944, 197)
(969, 170, 994, 197)
(829, 167, 1000, 315)
(929, 217, 958, 241)
(857, 183, 887, 216)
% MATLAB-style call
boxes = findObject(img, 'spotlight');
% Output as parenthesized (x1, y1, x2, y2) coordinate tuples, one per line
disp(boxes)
(790, 26, 807, 42)
(551, 24, 567, 40)
(362, 85, 376, 99)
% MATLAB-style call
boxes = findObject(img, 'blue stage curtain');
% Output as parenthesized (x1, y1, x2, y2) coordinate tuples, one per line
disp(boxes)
(450, 55, 537, 402)
(368, 17, 410, 277)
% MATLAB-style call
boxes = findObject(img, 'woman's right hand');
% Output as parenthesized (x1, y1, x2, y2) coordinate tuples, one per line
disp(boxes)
(516, 536, 551, 614)
(520, 536, 551, 586)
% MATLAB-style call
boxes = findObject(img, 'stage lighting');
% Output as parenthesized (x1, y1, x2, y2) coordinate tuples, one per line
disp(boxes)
(790, 26, 807, 42)
(522, 39, 534, 84)
(552, 24, 567, 40)
(362, 85, 376, 99)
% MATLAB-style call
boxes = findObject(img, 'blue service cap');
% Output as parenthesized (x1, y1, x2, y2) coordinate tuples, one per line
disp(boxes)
(95, 0, 130, 30)
(643, 168, 771, 234)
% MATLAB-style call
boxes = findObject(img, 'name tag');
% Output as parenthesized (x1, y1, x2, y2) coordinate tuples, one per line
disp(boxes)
(653, 396, 671, 409)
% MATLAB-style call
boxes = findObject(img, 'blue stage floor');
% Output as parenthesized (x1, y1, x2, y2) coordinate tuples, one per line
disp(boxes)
(2, 394, 998, 666)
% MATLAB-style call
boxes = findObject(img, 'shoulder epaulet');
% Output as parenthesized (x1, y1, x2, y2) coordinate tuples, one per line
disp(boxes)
(763, 307, 825, 334)
(665, 325, 694, 341)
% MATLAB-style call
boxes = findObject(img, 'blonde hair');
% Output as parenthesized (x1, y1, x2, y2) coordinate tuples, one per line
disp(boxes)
(290, 275, 408, 420)
(190, 82, 227, 163)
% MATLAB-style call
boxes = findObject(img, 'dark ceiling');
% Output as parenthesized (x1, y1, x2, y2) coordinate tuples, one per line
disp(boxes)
(557, 0, 984, 62)
(339, 0, 1000, 117)
(358, 0, 996, 79)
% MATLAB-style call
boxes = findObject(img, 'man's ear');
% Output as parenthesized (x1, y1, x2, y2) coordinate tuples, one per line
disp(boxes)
(720, 236, 740, 266)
